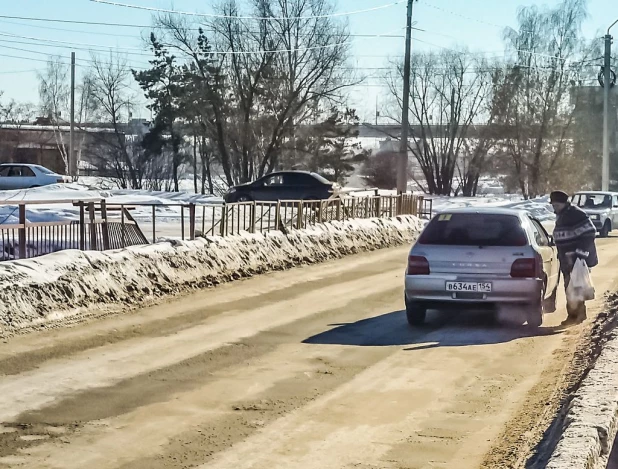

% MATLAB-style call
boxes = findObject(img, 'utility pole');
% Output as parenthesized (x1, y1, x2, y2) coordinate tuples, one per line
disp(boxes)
(69, 51, 76, 179)
(375, 95, 378, 126)
(397, 0, 416, 194)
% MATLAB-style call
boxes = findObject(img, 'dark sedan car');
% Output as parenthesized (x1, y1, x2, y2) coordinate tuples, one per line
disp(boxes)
(224, 171, 339, 203)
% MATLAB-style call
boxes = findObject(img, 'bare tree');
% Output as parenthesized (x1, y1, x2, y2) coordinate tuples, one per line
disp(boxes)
(38, 57, 97, 178)
(385, 50, 492, 195)
(89, 53, 142, 189)
(150, 0, 356, 187)
(497, 0, 596, 197)
(38, 58, 71, 174)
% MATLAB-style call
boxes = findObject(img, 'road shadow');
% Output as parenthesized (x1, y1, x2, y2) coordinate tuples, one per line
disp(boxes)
(303, 309, 562, 349)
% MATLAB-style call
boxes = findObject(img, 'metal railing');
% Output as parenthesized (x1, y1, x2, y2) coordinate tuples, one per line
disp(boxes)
(0, 193, 429, 261)
(196, 194, 425, 237)
(0, 199, 148, 261)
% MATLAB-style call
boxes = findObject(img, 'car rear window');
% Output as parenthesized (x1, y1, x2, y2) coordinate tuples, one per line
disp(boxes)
(418, 213, 528, 246)
(34, 165, 55, 175)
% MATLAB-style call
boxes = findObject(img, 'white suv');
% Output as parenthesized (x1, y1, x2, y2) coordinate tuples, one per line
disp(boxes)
(571, 191, 618, 238)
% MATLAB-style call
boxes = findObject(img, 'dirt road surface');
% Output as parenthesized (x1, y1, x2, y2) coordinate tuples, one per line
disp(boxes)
(1, 237, 618, 469)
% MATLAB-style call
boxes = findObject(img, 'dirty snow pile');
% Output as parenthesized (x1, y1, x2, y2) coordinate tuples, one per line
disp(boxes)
(546, 308, 618, 469)
(0, 216, 423, 337)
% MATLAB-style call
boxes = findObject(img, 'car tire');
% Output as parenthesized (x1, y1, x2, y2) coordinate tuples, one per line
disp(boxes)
(527, 285, 545, 327)
(543, 285, 558, 314)
(600, 221, 611, 238)
(405, 297, 427, 326)
(236, 195, 253, 203)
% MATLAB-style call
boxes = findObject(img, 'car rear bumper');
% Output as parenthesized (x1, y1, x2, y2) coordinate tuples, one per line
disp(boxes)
(405, 274, 542, 304)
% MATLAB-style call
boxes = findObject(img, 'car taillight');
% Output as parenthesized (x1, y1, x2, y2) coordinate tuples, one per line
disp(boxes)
(408, 255, 430, 275)
(510, 257, 540, 278)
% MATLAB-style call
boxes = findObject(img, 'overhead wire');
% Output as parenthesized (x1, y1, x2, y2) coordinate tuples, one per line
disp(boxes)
(89, 0, 406, 20)
(0, 27, 408, 56)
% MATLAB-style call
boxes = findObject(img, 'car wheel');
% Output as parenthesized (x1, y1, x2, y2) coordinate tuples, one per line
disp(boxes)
(543, 285, 558, 314)
(405, 297, 427, 326)
(236, 195, 253, 203)
(600, 221, 611, 238)
(527, 285, 545, 327)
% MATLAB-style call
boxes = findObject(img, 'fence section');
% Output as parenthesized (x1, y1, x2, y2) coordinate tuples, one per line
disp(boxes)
(197, 194, 425, 237)
(0, 194, 430, 261)
(0, 200, 149, 261)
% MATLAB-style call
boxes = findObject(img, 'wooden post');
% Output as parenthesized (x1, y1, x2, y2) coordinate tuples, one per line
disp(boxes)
(365, 197, 370, 218)
(250, 202, 256, 234)
(181, 206, 185, 240)
(152, 205, 156, 243)
(220, 205, 227, 236)
(275, 201, 281, 231)
(202, 205, 206, 235)
(100, 200, 110, 250)
(336, 198, 341, 221)
(376, 197, 382, 218)
(297, 201, 303, 230)
(119, 204, 125, 249)
(88, 202, 97, 250)
(79, 202, 85, 250)
(18, 204, 26, 259)
(189, 203, 196, 240)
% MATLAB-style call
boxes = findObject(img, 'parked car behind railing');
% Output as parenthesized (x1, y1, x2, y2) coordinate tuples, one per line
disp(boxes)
(224, 171, 340, 203)
(0, 164, 68, 190)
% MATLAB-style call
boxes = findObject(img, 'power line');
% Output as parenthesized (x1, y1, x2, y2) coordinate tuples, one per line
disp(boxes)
(421, 1, 583, 40)
(90, 0, 406, 20)
(0, 37, 154, 61)
(0, 27, 406, 56)
(0, 68, 40, 75)
(0, 17, 408, 39)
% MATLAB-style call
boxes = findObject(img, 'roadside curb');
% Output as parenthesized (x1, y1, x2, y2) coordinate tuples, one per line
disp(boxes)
(546, 304, 618, 469)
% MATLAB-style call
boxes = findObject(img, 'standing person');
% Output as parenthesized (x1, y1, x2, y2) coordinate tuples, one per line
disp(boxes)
(550, 190, 598, 325)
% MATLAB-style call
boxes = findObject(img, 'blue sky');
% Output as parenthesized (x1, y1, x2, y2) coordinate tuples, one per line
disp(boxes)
(0, 0, 612, 121)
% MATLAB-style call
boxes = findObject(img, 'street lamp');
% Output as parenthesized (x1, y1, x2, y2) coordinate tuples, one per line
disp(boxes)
(602, 20, 618, 191)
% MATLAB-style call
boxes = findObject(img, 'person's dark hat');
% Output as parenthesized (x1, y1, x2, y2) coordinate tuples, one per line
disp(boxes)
(549, 191, 569, 204)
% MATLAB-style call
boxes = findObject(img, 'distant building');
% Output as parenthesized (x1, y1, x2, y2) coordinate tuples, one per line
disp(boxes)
(0, 121, 143, 175)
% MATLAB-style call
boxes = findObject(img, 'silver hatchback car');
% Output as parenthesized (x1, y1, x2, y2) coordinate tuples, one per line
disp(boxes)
(404, 208, 560, 327)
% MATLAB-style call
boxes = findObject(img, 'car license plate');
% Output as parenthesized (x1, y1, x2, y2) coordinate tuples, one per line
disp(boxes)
(445, 282, 492, 293)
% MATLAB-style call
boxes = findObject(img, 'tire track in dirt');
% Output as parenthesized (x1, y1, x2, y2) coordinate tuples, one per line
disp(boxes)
(0, 285, 422, 468)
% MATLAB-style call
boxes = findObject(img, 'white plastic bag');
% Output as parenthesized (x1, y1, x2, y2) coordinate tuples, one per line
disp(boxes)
(566, 258, 595, 307)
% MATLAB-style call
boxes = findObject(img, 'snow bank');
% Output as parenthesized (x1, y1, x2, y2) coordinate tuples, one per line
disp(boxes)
(0, 216, 423, 337)
(546, 306, 618, 469)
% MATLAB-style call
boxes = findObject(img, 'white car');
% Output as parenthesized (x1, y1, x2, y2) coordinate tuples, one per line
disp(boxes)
(571, 191, 618, 238)
(0, 164, 68, 190)
(405, 208, 560, 327)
